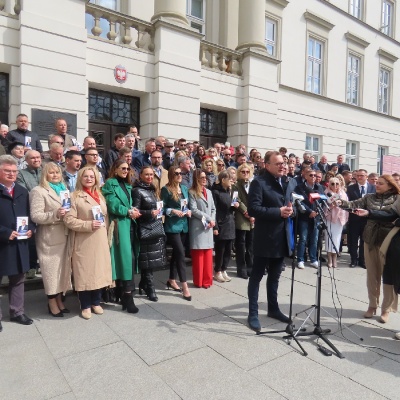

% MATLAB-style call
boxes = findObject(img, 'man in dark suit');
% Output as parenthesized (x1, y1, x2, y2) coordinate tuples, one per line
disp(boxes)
(347, 169, 375, 268)
(247, 151, 294, 331)
(17, 219, 29, 234)
(294, 168, 325, 269)
(0, 155, 34, 332)
(62, 193, 71, 208)
(132, 138, 156, 172)
(336, 154, 351, 175)
(317, 154, 330, 174)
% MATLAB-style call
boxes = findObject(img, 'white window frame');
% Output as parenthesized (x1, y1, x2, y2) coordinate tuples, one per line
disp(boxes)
(377, 145, 389, 174)
(346, 141, 358, 170)
(347, 53, 361, 106)
(378, 66, 391, 115)
(381, 0, 394, 37)
(186, 0, 205, 34)
(307, 37, 324, 95)
(349, 0, 363, 19)
(265, 17, 277, 57)
(305, 135, 321, 161)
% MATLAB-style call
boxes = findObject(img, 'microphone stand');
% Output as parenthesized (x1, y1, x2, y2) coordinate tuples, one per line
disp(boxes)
(257, 202, 308, 357)
(290, 200, 344, 358)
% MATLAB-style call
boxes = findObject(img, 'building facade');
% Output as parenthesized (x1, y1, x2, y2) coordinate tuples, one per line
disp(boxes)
(0, 0, 399, 172)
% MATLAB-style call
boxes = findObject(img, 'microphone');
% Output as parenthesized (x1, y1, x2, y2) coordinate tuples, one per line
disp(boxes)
(308, 192, 330, 211)
(292, 193, 306, 213)
(319, 194, 330, 210)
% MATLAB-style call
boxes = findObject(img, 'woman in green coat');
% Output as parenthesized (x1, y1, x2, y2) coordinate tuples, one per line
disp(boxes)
(102, 159, 141, 313)
(161, 166, 192, 301)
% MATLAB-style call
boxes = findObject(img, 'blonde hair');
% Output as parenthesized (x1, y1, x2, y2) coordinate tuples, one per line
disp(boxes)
(173, 150, 187, 167)
(237, 163, 254, 180)
(74, 166, 105, 201)
(335, 174, 346, 189)
(40, 162, 65, 189)
(201, 158, 217, 175)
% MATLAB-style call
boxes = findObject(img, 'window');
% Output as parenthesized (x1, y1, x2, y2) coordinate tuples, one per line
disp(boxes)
(265, 18, 277, 56)
(349, 0, 363, 19)
(307, 37, 324, 95)
(305, 135, 320, 161)
(186, 0, 205, 34)
(378, 67, 391, 114)
(381, 0, 394, 36)
(0, 73, 9, 126)
(346, 141, 358, 170)
(347, 54, 361, 105)
(377, 145, 388, 174)
(86, 0, 120, 39)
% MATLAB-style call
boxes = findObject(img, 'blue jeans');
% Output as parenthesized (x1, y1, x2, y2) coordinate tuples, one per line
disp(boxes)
(297, 218, 318, 263)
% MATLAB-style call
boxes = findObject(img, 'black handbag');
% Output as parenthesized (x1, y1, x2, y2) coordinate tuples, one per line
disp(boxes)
(138, 218, 165, 241)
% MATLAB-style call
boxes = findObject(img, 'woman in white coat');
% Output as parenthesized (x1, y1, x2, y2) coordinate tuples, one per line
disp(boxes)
(30, 162, 71, 317)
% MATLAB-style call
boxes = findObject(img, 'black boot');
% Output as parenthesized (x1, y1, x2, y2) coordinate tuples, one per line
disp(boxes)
(145, 271, 158, 302)
(121, 292, 139, 313)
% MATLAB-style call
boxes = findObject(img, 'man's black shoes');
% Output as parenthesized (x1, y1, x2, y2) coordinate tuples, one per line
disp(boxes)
(267, 310, 290, 324)
(10, 314, 33, 325)
(247, 315, 261, 332)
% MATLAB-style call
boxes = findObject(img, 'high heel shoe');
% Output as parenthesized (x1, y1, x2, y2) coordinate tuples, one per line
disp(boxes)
(182, 293, 192, 301)
(59, 308, 70, 313)
(363, 307, 376, 318)
(379, 312, 389, 323)
(166, 281, 182, 292)
(48, 305, 64, 318)
(121, 293, 139, 313)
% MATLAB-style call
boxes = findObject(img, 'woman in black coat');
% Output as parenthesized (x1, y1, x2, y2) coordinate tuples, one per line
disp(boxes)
(132, 166, 166, 302)
(212, 170, 239, 283)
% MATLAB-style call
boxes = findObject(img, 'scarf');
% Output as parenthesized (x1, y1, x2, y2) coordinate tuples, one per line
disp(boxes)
(49, 182, 66, 196)
(202, 187, 207, 200)
(83, 187, 100, 204)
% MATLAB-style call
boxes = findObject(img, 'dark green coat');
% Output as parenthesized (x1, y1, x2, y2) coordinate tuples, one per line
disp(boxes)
(161, 184, 189, 234)
(102, 178, 139, 280)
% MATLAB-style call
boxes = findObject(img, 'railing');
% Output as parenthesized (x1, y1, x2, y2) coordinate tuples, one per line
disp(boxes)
(85, 3, 155, 53)
(200, 41, 242, 77)
(0, 0, 21, 16)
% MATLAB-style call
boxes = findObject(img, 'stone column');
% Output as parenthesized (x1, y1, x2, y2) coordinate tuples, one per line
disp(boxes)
(151, 0, 188, 25)
(236, 0, 266, 52)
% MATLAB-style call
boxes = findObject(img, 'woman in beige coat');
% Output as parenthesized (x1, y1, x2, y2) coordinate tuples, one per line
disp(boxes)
(64, 166, 112, 320)
(30, 162, 71, 317)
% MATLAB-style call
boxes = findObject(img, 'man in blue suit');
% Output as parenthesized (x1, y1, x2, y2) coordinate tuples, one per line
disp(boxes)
(132, 138, 156, 172)
(247, 151, 293, 331)
(347, 169, 376, 268)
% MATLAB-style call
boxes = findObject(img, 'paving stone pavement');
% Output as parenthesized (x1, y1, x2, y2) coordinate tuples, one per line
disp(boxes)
(1, 253, 399, 400)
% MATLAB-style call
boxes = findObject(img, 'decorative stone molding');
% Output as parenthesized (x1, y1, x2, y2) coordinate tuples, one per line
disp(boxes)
(304, 10, 334, 31)
(86, 3, 155, 53)
(267, 0, 289, 8)
(0, 0, 21, 16)
(345, 32, 370, 48)
(378, 48, 399, 63)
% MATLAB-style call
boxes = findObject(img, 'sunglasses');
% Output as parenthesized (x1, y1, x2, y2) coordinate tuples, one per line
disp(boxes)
(330, 183, 340, 186)
(308, 174, 316, 177)
(119, 167, 129, 171)
(174, 172, 183, 176)
(241, 171, 250, 174)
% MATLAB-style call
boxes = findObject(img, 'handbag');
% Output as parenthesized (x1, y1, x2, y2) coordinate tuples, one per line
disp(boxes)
(138, 218, 165, 241)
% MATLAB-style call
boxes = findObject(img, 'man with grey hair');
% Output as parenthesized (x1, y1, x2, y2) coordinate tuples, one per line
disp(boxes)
(0, 155, 34, 330)
(125, 133, 141, 160)
(42, 143, 65, 168)
(178, 156, 193, 188)
(0, 124, 8, 138)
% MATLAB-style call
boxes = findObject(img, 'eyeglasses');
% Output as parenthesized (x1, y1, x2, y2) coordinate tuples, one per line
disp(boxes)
(330, 183, 340, 186)
(217, 164, 224, 166)
(224, 154, 231, 157)
(241, 171, 250, 174)
(119, 167, 129, 171)
(86, 153, 98, 157)
(174, 172, 183, 176)
(308, 174, 316, 177)
(268, 162, 287, 167)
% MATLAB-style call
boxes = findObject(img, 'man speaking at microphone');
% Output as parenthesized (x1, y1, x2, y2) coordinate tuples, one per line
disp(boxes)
(247, 151, 293, 332)
(294, 168, 325, 270)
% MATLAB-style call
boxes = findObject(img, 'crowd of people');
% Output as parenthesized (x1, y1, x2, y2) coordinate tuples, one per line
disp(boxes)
(0, 113, 399, 342)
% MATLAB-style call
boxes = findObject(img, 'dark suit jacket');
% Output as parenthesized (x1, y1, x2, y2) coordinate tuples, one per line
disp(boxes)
(347, 183, 376, 225)
(0, 184, 33, 276)
(248, 170, 292, 258)
(337, 163, 351, 174)
(317, 162, 330, 174)
(132, 152, 151, 172)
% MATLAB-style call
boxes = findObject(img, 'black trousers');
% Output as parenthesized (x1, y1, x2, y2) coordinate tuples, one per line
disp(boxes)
(28, 233, 38, 269)
(166, 232, 187, 282)
(248, 256, 284, 316)
(348, 220, 367, 264)
(78, 289, 102, 310)
(214, 239, 233, 272)
(235, 229, 254, 273)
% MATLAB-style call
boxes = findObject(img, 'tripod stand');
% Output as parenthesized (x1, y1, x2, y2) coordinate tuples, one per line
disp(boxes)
(257, 203, 309, 357)
(291, 200, 344, 358)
